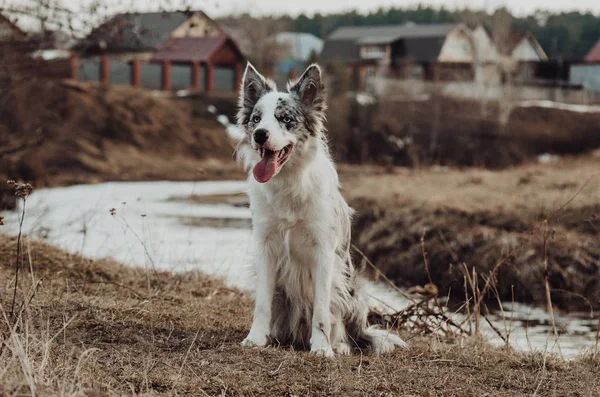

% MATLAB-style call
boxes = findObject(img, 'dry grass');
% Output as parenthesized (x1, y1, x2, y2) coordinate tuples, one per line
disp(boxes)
(341, 155, 600, 311)
(0, 80, 243, 210)
(1, 236, 599, 396)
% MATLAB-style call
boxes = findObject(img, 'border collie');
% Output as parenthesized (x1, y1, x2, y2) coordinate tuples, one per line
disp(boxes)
(236, 62, 406, 357)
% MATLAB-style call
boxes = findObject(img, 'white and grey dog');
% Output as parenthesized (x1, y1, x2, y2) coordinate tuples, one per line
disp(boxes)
(236, 62, 406, 357)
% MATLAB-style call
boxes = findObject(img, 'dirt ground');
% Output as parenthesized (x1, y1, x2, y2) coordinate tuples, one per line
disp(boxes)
(0, 236, 598, 396)
(341, 154, 600, 311)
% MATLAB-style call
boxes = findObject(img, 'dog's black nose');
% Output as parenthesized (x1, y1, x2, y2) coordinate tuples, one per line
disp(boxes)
(253, 129, 269, 145)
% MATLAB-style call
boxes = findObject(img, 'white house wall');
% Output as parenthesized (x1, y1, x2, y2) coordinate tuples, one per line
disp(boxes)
(170, 13, 222, 38)
(438, 29, 474, 63)
(472, 26, 498, 63)
(512, 38, 542, 61)
(570, 65, 600, 92)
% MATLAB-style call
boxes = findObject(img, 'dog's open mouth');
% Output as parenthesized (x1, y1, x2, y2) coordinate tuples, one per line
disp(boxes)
(253, 144, 293, 183)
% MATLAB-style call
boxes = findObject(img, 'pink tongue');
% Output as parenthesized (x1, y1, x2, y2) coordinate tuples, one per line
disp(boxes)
(253, 150, 280, 183)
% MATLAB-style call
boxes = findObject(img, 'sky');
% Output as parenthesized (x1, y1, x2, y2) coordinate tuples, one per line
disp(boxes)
(3, 0, 600, 33)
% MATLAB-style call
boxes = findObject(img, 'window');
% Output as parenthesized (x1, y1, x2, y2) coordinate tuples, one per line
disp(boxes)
(362, 45, 386, 59)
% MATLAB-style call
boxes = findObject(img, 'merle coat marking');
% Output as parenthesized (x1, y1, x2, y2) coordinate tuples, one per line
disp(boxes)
(236, 62, 406, 356)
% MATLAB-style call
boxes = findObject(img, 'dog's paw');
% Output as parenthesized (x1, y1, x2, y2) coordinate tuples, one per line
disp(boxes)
(310, 333, 335, 358)
(241, 331, 268, 348)
(334, 342, 352, 356)
(310, 345, 335, 357)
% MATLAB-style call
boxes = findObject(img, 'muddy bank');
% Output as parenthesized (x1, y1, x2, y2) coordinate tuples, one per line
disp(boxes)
(0, 81, 242, 209)
(328, 94, 600, 168)
(345, 158, 600, 311)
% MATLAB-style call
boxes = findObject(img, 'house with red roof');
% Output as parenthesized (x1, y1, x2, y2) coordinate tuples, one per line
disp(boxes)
(78, 11, 244, 92)
(584, 39, 600, 63)
(569, 38, 600, 92)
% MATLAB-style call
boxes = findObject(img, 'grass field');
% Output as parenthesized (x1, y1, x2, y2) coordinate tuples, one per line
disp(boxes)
(1, 236, 599, 396)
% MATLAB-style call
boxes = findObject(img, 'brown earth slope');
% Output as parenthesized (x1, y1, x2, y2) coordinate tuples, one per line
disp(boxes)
(0, 81, 243, 209)
(342, 155, 600, 312)
(1, 236, 598, 396)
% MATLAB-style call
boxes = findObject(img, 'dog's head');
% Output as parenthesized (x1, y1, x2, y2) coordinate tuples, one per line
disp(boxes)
(236, 62, 326, 184)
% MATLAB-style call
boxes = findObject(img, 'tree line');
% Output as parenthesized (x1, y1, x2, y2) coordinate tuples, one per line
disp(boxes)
(220, 7, 600, 61)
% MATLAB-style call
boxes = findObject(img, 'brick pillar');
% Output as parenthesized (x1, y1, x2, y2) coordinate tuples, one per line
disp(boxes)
(192, 61, 201, 92)
(162, 60, 171, 91)
(131, 58, 140, 88)
(100, 55, 109, 87)
(69, 53, 78, 80)
(205, 62, 214, 93)
(234, 62, 242, 92)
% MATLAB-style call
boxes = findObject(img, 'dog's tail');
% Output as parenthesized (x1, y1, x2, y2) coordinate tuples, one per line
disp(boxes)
(362, 326, 407, 354)
(344, 299, 407, 354)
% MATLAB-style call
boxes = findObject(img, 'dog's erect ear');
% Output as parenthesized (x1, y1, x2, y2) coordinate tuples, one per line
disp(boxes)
(237, 62, 275, 125)
(288, 64, 325, 110)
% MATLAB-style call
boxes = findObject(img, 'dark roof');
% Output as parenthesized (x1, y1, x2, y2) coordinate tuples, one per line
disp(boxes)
(320, 40, 360, 63)
(504, 31, 547, 60)
(584, 39, 600, 63)
(321, 23, 459, 63)
(397, 37, 448, 63)
(150, 35, 241, 62)
(329, 23, 458, 43)
(85, 11, 209, 52)
(0, 13, 26, 41)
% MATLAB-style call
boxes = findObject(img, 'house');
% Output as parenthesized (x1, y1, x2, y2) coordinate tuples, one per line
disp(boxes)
(471, 25, 500, 84)
(320, 23, 477, 89)
(0, 13, 26, 42)
(496, 30, 548, 83)
(505, 31, 547, 62)
(270, 32, 323, 84)
(570, 38, 600, 92)
(78, 11, 244, 92)
(584, 39, 600, 63)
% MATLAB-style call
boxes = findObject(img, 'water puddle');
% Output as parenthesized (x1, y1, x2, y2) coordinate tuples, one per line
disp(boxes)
(3, 181, 597, 358)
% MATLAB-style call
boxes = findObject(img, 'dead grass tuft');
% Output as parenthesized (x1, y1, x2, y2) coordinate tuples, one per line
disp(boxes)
(344, 156, 600, 311)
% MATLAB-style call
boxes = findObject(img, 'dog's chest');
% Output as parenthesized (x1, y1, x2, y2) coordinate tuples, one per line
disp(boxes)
(250, 185, 330, 266)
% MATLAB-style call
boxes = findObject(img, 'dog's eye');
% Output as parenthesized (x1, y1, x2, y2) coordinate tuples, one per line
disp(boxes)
(252, 115, 261, 124)
(282, 116, 292, 124)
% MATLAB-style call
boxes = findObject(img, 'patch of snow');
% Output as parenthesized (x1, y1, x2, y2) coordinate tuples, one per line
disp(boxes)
(216, 114, 229, 126)
(207, 105, 217, 114)
(354, 92, 377, 106)
(175, 89, 191, 97)
(538, 153, 560, 164)
(216, 114, 243, 139)
(30, 49, 71, 60)
(518, 100, 600, 114)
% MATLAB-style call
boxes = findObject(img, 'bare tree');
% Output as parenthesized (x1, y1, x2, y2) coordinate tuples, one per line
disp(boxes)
(219, 14, 290, 75)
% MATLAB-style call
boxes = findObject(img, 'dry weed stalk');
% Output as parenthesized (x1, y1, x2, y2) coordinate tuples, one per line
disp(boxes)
(594, 311, 600, 358)
(355, 242, 468, 340)
(6, 181, 32, 327)
(542, 220, 562, 357)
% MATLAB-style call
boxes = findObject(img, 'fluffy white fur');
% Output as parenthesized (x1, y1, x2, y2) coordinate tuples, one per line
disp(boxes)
(236, 63, 406, 357)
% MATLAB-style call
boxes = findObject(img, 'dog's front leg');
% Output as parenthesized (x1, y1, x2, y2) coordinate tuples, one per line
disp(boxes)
(242, 235, 277, 348)
(310, 248, 335, 357)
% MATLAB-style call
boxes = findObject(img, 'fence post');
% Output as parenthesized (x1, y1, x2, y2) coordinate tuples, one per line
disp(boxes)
(205, 62, 214, 93)
(234, 62, 242, 92)
(132, 58, 140, 88)
(100, 55, 109, 87)
(69, 53, 78, 80)
(192, 61, 201, 92)
(162, 60, 171, 91)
